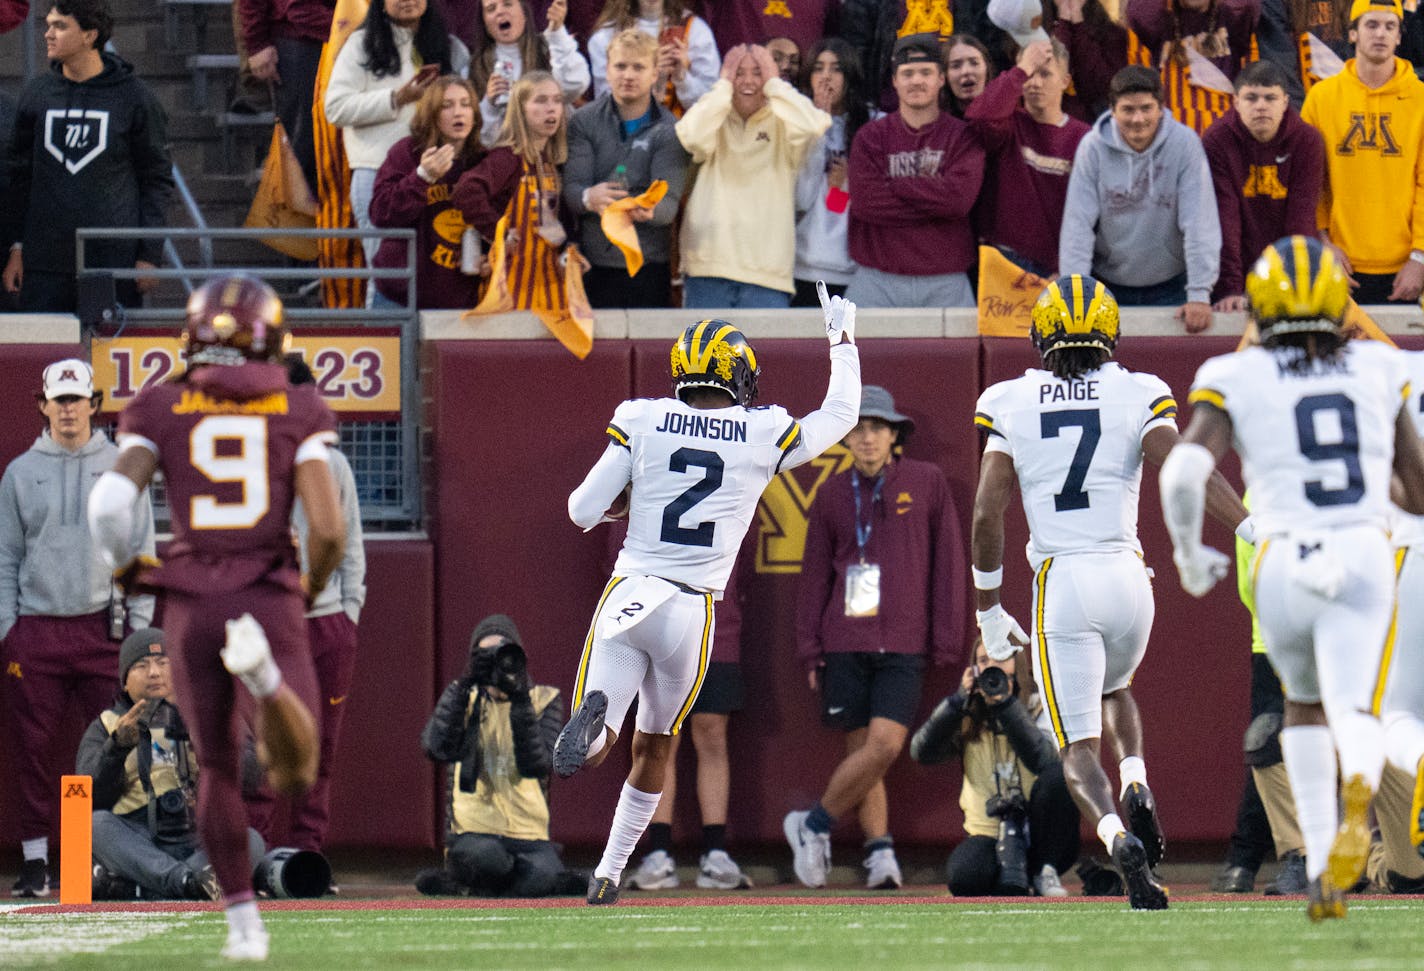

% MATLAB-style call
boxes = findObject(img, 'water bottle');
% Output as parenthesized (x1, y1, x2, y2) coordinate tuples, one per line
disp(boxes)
(492, 58, 516, 108)
(610, 164, 629, 193)
(461, 226, 481, 275)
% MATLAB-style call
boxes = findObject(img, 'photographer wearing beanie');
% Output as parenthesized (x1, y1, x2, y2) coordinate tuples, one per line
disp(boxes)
(911, 636, 1080, 897)
(76, 628, 264, 900)
(416, 614, 583, 897)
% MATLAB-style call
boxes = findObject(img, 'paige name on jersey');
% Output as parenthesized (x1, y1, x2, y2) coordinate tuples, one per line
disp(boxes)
(653, 411, 749, 442)
(1039, 380, 1099, 403)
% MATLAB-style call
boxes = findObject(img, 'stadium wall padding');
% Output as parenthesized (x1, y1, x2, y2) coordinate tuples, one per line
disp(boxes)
(0, 334, 1329, 856)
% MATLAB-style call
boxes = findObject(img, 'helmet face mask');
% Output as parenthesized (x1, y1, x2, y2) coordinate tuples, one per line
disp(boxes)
(1030, 274, 1121, 362)
(670, 320, 760, 407)
(183, 275, 289, 367)
(1246, 235, 1349, 345)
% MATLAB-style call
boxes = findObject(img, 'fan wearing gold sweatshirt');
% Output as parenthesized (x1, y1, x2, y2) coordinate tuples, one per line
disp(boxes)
(1301, 0, 1424, 304)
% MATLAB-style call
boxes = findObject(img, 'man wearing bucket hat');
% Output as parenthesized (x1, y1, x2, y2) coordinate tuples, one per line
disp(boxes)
(1, 358, 155, 897)
(77, 627, 265, 900)
(788, 385, 966, 890)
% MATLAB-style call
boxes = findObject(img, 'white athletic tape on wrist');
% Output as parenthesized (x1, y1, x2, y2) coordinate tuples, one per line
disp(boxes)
(971, 566, 1003, 590)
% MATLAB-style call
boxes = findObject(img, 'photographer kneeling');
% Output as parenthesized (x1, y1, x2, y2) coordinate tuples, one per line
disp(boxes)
(911, 637, 1080, 897)
(76, 629, 264, 900)
(417, 615, 583, 897)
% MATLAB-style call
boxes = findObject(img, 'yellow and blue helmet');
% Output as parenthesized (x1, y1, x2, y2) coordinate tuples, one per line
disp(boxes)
(670, 319, 760, 406)
(1245, 235, 1349, 341)
(1030, 274, 1121, 359)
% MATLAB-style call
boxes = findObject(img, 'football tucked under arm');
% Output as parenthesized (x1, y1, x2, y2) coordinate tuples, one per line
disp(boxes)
(569, 443, 634, 531)
(604, 484, 631, 520)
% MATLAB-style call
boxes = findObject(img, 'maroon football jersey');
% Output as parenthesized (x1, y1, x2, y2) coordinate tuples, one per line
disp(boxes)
(119, 361, 337, 595)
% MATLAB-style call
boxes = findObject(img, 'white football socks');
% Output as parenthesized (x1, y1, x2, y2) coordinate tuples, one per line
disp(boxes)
(1118, 756, 1148, 800)
(225, 899, 263, 935)
(1328, 707, 1385, 791)
(21, 837, 47, 864)
(586, 725, 608, 763)
(1281, 725, 1337, 881)
(1096, 812, 1127, 853)
(594, 782, 662, 884)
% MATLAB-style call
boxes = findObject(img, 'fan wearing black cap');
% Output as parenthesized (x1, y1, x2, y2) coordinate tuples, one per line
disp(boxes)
(845, 33, 986, 309)
(76, 628, 265, 900)
(787, 385, 966, 890)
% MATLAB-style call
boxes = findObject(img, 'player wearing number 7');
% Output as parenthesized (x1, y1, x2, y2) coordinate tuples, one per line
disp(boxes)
(87, 274, 345, 961)
(1161, 236, 1424, 920)
(556, 282, 861, 905)
(972, 274, 1249, 911)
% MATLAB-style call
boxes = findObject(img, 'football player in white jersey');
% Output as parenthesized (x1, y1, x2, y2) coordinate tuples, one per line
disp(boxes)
(972, 274, 1249, 910)
(554, 285, 861, 905)
(1161, 235, 1424, 919)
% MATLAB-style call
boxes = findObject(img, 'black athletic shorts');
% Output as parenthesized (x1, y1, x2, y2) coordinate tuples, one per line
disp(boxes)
(820, 652, 925, 730)
(689, 662, 746, 716)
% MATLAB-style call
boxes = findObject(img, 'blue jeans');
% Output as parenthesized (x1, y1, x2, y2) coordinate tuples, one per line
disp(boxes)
(1101, 272, 1187, 307)
(683, 276, 790, 309)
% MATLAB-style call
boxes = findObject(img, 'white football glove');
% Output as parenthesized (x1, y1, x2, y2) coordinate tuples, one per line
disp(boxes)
(1173, 544, 1230, 598)
(817, 280, 856, 345)
(976, 604, 1028, 661)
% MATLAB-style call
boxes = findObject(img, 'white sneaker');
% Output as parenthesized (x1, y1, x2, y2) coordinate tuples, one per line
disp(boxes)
(863, 846, 902, 890)
(220, 926, 270, 961)
(221, 614, 279, 697)
(1033, 863, 1068, 898)
(783, 810, 831, 888)
(626, 849, 679, 890)
(696, 849, 753, 890)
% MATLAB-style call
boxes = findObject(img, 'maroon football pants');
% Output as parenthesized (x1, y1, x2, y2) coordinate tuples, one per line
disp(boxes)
(162, 584, 318, 904)
(2, 612, 117, 842)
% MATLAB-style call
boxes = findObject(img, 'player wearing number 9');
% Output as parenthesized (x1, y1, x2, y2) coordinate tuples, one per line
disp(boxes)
(86, 273, 346, 961)
(1161, 234, 1424, 920)
(555, 285, 861, 906)
(973, 272, 1250, 911)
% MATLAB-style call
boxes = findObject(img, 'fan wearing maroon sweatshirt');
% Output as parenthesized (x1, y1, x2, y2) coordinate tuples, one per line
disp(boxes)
(967, 39, 1091, 277)
(1201, 60, 1325, 310)
(846, 33, 986, 309)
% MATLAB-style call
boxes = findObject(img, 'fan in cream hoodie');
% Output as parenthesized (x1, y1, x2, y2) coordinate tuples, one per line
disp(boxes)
(675, 43, 829, 307)
(324, 0, 470, 267)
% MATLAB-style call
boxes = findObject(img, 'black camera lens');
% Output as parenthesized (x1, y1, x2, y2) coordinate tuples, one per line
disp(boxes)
(158, 789, 186, 815)
(976, 665, 1010, 698)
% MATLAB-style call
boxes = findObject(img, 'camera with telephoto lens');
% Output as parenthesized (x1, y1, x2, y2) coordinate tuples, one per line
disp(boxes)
(974, 664, 1011, 703)
(478, 641, 528, 693)
(986, 790, 1030, 894)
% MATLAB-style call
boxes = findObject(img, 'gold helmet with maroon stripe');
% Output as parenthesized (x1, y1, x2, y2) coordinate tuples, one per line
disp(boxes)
(1030, 274, 1121, 361)
(183, 274, 289, 367)
(670, 319, 760, 406)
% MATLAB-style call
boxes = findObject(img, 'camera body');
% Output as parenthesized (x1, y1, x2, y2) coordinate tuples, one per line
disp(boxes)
(489, 642, 527, 686)
(974, 665, 1011, 702)
(986, 789, 1030, 894)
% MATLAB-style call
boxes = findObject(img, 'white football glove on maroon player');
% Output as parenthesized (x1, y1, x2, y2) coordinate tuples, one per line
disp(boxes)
(817, 280, 855, 345)
(976, 604, 1028, 661)
(1173, 544, 1230, 598)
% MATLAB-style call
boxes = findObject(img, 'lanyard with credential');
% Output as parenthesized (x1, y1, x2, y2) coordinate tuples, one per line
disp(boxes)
(851, 469, 884, 564)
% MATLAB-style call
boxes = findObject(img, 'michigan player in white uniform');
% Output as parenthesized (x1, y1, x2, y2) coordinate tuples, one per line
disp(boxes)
(972, 274, 1249, 911)
(1377, 350, 1424, 867)
(554, 286, 861, 905)
(1161, 235, 1424, 919)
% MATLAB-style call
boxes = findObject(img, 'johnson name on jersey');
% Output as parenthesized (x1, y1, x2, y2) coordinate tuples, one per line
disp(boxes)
(1189, 341, 1409, 538)
(974, 362, 1177, 567)
(602, 396, 805, 594)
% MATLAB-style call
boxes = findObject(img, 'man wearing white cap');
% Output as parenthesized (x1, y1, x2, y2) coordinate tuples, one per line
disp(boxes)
(0, 358, 155, 897)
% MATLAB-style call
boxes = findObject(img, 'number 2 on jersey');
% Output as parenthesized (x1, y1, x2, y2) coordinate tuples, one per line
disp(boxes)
(660, 447, 724, 547)
(1294, 393, 1364, 506)
(190, 415, 270, 529)
(1041, 409, 1101, 511)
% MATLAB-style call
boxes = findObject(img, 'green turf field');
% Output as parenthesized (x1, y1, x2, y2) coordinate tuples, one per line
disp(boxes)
(5, 898, 1424, 970)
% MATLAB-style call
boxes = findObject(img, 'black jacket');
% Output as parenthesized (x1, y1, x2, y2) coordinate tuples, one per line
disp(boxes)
(421, 679, 563, 791)
(3, 53, 173, 271)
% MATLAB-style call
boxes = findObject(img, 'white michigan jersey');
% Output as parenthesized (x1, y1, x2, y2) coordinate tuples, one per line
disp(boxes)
(975, 362, 1177, 568)
(1190, 341, 1410, 538)
(1389, 350, 1424, 549)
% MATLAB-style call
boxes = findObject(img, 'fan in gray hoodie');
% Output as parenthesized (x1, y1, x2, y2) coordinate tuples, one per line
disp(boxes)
(1058, 92, 1221, 321)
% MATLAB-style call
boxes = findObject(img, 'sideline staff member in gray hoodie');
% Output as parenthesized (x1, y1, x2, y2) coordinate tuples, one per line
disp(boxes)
(1059, 66, 1220, 333)
(0, 358, 155, 897)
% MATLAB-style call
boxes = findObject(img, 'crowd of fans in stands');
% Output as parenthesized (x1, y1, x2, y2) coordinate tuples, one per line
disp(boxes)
(5, 0, 1424, 321)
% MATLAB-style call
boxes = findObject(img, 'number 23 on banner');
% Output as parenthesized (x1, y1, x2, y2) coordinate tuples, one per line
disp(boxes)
(91, 329, 402, 417)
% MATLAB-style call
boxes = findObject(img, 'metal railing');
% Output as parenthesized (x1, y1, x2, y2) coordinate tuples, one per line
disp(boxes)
(75, 227, 423, 530)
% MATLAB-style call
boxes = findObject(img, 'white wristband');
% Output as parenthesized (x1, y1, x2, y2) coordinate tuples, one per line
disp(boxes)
(971, 565, 1003, 590)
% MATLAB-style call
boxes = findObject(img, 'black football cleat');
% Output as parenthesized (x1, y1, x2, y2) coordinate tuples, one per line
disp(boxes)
(1123, 782, 1166, 868)
(587, 875, 620, 906)
(1112, 832, 1168, 911)
(554, 690, 608, 778)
